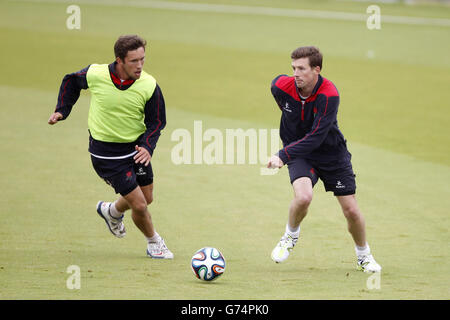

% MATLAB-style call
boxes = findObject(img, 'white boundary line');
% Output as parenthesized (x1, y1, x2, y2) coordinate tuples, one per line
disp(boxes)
(15, 0, 450, 27)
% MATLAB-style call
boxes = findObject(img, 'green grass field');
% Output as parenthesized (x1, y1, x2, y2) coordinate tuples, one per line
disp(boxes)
(0, 0, 449, 300)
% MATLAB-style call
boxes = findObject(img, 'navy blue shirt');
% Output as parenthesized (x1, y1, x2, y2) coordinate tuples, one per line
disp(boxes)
(271, 74, 348, 164)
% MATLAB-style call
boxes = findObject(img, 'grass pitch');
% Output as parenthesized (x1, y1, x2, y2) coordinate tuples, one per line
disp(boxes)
(0, 0, 449, 300)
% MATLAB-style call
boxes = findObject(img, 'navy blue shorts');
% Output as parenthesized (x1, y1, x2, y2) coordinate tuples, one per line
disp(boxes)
(286, 152, 356, 196)
(90, 155, 154, 196)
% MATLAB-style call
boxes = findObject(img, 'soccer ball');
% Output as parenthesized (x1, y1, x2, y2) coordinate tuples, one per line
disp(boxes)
(191, 247, 226, 281)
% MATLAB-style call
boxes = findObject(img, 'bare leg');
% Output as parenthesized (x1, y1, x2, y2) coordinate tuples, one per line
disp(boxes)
(288, 177, 314, 229)
(336, 194, 366, 247)
(271, 177, 313, 263)
(115, 183, 153, 211)
(118, 186, 155, 238)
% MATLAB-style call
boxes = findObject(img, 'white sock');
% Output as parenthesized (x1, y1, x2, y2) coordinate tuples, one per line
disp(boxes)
(355, 243, 371, 256)
(285, 223, 300, 239)
(146, 232, 160, 244)
(109, 201, 124, 218)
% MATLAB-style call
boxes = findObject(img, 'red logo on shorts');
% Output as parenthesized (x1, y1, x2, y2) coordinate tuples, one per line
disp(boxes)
(126, 171, 132, 180)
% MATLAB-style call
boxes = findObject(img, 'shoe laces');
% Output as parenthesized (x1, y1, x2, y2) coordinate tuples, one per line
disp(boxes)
(149, 238, 168, 253)
(109, 215, 125, 231)
(116, 222, 125, 232)
(358, 254, 374, 266)
(279, 234, 298, 248)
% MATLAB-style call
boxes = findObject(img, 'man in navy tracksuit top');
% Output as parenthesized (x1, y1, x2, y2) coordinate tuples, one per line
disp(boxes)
(267, 46, 381, 272)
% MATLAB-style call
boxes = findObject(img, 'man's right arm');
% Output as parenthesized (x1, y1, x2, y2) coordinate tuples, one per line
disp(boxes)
(49, 65, 90, 124)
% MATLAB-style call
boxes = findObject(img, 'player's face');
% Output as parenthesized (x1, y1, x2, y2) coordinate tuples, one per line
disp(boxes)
(119, 47, 145, 80)
(292, 58, 320, 89)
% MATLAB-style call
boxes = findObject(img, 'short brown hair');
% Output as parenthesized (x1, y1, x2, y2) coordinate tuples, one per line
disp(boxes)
(291, 46, 323, 70)
(114, 35, 147, 61)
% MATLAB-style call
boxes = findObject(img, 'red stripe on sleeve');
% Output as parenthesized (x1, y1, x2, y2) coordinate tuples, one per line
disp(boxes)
(60, 78, 71, 107)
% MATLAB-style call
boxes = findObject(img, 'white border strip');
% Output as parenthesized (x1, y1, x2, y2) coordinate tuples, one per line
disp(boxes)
(90, 151, 137, 160)
(17, 0, 450, 27)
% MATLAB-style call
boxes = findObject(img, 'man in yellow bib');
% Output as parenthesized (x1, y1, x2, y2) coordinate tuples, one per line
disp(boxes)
(48, 35, 173, 259)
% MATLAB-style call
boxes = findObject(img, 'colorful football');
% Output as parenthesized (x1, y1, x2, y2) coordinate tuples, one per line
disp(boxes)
(191, 247, 226, 281)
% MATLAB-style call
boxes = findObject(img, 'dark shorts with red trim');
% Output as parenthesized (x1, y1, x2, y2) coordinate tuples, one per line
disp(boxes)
(286, 151, 356, 196)
(91, 155, 154, 196)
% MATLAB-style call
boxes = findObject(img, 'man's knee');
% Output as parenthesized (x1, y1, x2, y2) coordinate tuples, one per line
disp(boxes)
(140, 184, 154, 206)
(342, 205, 362, 222)
(145, 193, 153, 205)
(131, 200, 148, 214)
(293, 192, 313, 208)
(292, 177, 313, 208)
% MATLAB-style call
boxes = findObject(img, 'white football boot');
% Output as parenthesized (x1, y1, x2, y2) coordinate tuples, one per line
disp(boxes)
(357, 254, 382, 273)
(147, 237, 174, 259)
(96, 201, 126, 238)
(271, 233, 298, 263)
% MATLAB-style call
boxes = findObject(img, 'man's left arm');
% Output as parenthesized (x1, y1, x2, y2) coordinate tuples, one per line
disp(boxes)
(140, 84, 167, 157)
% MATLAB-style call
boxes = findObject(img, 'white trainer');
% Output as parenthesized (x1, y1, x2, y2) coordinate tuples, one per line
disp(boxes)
(271, 234, 298, 263)
(146, 237, 174, 259)
(96, 201, 126, 238)
(357, 254, 382, 273)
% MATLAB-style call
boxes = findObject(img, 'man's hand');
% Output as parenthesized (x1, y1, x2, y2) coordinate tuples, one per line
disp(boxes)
(267, 154, 284, 169)
(133, 145, 151, 166)
(48, 112, 63, 125)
